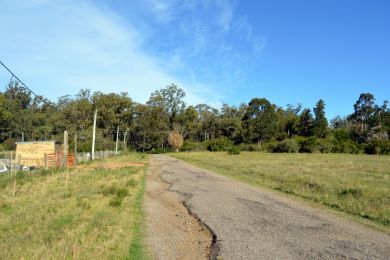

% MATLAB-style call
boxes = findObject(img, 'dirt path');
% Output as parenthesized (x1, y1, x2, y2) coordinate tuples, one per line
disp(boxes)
(146, 154, 390, 259)
(144, 155, 213, 260)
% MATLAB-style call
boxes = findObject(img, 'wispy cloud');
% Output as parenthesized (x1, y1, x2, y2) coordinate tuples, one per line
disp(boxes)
(138, 0, 266, 90)
(0, 0, 265, 107)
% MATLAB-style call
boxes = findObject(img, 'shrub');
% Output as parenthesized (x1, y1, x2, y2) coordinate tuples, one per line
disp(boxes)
(270, 139, 299, 153)
(333, 128, 350, 142)
(239, 143, 262, 151)
(148, 147, 172, 154)
(205, 137, 233, 151)
(317, 138, 334, 153)
(364, 140, 390, 155)
(332, 140, 362, 154)
(180, 140, 206, 152)
(168, 130, 184, 152)
(3, 138, 16, 150)
(227, 146, 241, 155)
(296, 137, 319, 153)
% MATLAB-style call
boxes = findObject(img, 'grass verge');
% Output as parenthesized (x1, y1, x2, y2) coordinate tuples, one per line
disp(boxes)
(127, 164, 148, 259)
(170, 152, 390, 227)
(0, 153, 148, 259)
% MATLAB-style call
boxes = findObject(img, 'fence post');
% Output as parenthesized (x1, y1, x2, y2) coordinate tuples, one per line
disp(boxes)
(44, 153, 48, 170)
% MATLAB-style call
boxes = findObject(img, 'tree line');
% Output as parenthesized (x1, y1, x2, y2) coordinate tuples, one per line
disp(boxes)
(0, 80, 389, 154)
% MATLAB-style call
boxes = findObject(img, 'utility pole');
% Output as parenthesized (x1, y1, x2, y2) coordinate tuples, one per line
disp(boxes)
(115, 125, 119, 155)
(92, 109, 97, 160)
(22, 132, 24, 142)
(123, 129, 128, 149)
(63, 130, 68, 168)
(74, 132, 77, 165)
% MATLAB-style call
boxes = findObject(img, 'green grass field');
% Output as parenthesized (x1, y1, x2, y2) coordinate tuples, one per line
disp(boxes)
(170, 152, 390, 226)
(0, 153, 148, 259)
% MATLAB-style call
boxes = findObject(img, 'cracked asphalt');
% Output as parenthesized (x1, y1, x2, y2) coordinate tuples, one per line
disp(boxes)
(153, 154, 390, 259)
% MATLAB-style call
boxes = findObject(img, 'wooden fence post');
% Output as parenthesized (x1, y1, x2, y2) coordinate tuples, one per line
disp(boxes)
(44, 153, 48, 170)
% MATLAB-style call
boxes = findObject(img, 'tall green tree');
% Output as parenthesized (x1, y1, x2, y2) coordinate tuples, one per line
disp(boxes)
(243, 98, 280, 145)
(313, 99, 328, 138)
(348, 93, 377, 142)
(297, 108, 314, 137)
(284, 104, 301, 137)
(147, 83, 186, 126)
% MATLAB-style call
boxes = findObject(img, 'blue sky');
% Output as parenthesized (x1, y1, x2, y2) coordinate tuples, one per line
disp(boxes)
(0, 0, 389, 119)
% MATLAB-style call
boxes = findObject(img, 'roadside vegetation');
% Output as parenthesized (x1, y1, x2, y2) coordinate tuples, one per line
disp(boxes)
(171, 152, 390, 226)
(1, 81, 389, 156)
(0, 153, 148, 259)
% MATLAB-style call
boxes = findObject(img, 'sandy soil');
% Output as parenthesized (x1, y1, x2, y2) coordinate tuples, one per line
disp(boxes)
(77, 161, 145, 170)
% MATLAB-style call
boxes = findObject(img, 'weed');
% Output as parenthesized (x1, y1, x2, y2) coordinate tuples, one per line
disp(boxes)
(62, 189, 73, 199)
(0, 202, 12, 213)
(76, 198, 91, 209)
(338, 188, 363, 197)
(126, 179, 138, 187)
(109, 196, 124, 207)
(101, 184, 118, 196)
(116, 188, 129, 198)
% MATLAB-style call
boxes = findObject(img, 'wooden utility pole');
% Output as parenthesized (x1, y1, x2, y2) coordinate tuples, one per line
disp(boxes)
(11, 151, 16, 197)
(74, 132, 77, 166)
(63, 130, 68, 168)
(92, 109, 97, 160)
(115, 125, 119, 155)
(22, 132, 24, 142)
(123, 129, 128, 151)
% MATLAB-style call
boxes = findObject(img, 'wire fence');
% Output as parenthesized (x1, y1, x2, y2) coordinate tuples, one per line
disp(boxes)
(0, 150, 120, 173)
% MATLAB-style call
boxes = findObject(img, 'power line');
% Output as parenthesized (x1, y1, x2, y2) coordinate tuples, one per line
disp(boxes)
(0, 60, 59, 112)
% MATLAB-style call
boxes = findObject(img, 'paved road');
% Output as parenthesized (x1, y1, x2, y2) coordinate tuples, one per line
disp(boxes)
(145, 155, 211, 260)
(153, 155, 390, 260)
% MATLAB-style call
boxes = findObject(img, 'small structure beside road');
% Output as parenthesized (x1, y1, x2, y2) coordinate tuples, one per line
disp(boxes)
(15, 141, 73, 168)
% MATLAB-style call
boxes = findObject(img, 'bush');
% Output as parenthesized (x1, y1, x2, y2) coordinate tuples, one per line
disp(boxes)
(3, 138, 16, 150)
(205, 137, 233, 151)
(364, 140, 390, 155)
(148, 147, 172, 154)
(239, 143, 262, 152)
(168, 130, 184, 152)
(332, 140, 362, 154)
(227, 146, 241, 155)
(296, 137, 319, 153)
(333, 129, 350, 142)
(270, 139, 299, 153)
(317, 138, 334, 153)
(180, 140, 206, 152)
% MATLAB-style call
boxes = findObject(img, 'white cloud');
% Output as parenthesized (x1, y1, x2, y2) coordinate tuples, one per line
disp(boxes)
(0, 0, 223, 106)
(0, 0, 265, 108)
